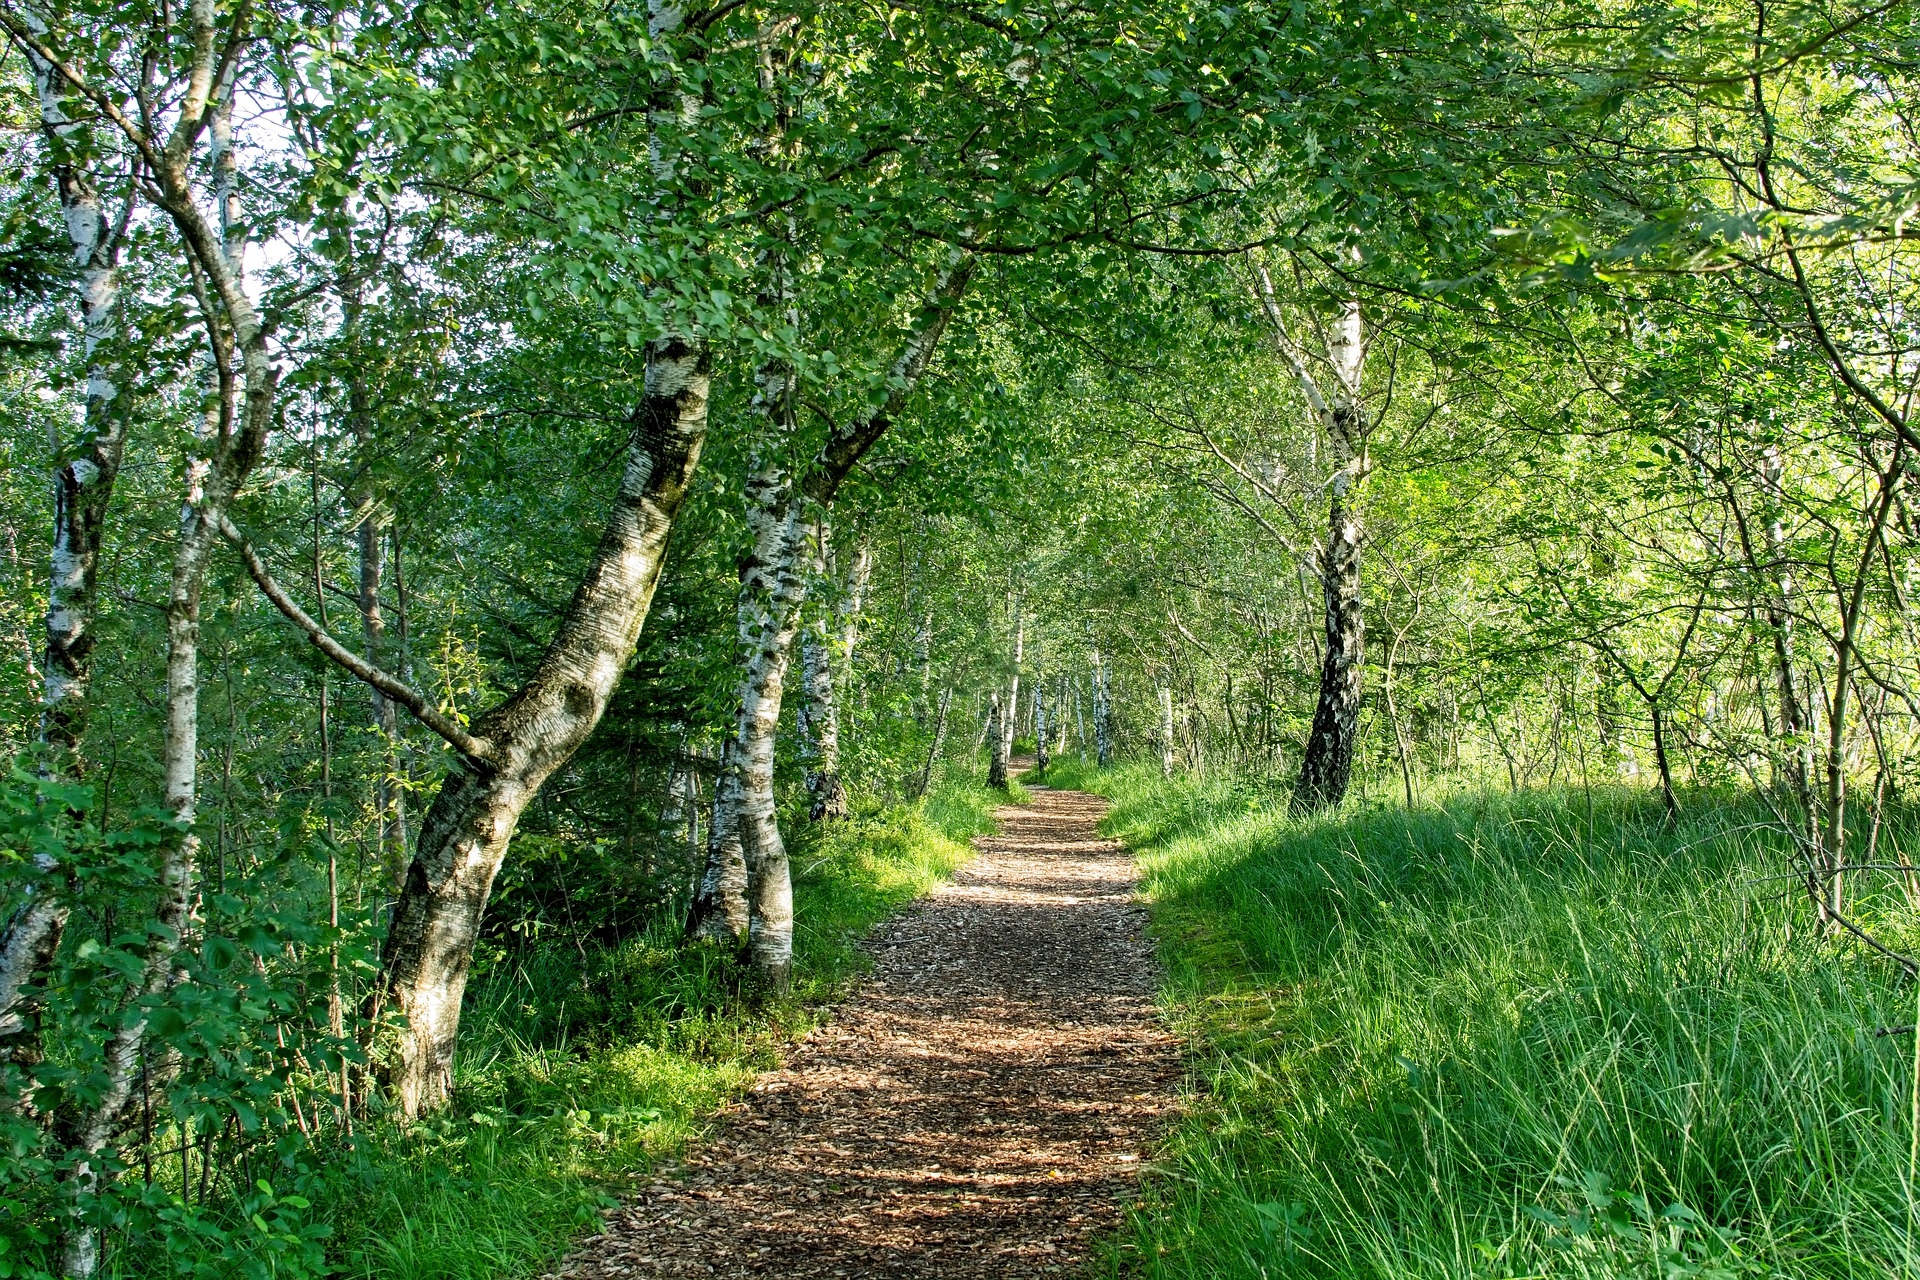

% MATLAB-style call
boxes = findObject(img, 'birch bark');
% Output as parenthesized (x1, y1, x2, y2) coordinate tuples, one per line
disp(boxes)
(798, 527, 868, 822)
(985, 691, 1006, 788)
(1091, 646, 1113, 767)
(686, 256, 974, 981)
(1254, 268, 1369, 816)
(990, 599, 1023, 785)
(1158, 683, 1176, 777)
(0, 24, 131, 1080)
(10, 15, 282, 1266)
(372, 336, 711, 1116)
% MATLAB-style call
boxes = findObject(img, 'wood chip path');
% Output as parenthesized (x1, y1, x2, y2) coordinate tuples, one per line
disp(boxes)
(546, 780, 1181, 1278)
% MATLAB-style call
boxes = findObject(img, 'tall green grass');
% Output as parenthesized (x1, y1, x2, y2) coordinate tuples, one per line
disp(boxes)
(319, 777, 999, 1280)
(1045, 761, 1920, 1280)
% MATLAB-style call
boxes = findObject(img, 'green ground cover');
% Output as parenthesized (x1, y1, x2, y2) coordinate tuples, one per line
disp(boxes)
(317, 778, 1000, 1280)
(1038, 760, 1920, 1280)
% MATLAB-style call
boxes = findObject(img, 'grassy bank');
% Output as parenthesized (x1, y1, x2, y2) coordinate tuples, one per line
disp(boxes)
(1041, 760, 1920, 1280)
(320, 777, 1002, 1280)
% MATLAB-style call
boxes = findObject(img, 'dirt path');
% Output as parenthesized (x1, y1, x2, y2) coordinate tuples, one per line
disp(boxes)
(548, 782, 1180, 1279)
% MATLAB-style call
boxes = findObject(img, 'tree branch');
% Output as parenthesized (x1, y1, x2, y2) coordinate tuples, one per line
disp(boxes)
(219, 515, 494, 763)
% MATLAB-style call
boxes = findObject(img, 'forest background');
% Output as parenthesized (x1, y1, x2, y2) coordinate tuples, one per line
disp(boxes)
(1, 0, 1919, 1275)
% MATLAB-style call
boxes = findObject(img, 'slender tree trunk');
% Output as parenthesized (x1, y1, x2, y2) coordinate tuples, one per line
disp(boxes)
(1034, 670, 1050, 774)
(1158, 682, 1176, 777)
(0, 33, 130, 1080)
(1091, 647, 1113, 767)
(799, 526, 867, 822)
(993, 601, 1023, 781)
(373, 337, 710, 1117)
(985, 691, 1006, 787)
(915, 687, 952, 798)
(348, 344, 406, 894)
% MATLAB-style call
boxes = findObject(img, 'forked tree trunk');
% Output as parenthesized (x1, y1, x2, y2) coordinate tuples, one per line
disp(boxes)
(52, 53, 272, 1276)
(373, 338, 710, 1116)
(686, 257, 973, 982)
(686, 442, 809, 984)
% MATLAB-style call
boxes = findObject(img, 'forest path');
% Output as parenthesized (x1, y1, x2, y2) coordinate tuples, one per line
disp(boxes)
(547, 778, 1181, 1279)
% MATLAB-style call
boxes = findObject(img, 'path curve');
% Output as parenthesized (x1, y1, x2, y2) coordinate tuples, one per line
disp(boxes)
(548, 782, 1180, 1278)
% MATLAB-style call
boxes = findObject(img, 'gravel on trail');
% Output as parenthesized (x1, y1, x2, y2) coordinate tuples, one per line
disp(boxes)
(544, 781, 1182, 1279)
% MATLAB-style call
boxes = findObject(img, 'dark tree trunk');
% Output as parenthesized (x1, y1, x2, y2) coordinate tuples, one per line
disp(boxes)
(1292, 484, 1364, 816)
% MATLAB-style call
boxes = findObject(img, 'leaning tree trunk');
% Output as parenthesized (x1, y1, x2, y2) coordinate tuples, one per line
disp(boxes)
(373, 338, 710, 1117)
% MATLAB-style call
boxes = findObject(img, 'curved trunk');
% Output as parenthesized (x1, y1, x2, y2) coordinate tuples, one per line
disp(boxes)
(373, 338, 710, 1117)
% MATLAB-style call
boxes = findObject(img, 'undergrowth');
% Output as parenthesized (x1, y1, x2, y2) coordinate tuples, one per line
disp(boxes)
(316, 774, 998, 1280)
(1041, 760, 1920, 1280)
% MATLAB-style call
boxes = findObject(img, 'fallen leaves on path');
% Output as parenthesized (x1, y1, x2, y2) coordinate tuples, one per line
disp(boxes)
(545, 783, 1180, 1279)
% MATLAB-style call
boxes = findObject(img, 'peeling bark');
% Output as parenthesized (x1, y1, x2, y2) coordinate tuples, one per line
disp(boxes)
(372, 336, 711, 1117)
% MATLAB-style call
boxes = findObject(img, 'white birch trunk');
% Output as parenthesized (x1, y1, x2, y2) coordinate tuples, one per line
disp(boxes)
(1091, 648, 1113, 767)
(687, 255, 973, 984)
(374, 337, 710, 1115)
(1034, 670, 1050, 773)
(1255, 270, 1369, 816)
(985, 690, 1006, 787)
(991, 600, 1023, 785)
(1159, 683, 1176, 778)
(0, 19, 132, 1081)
